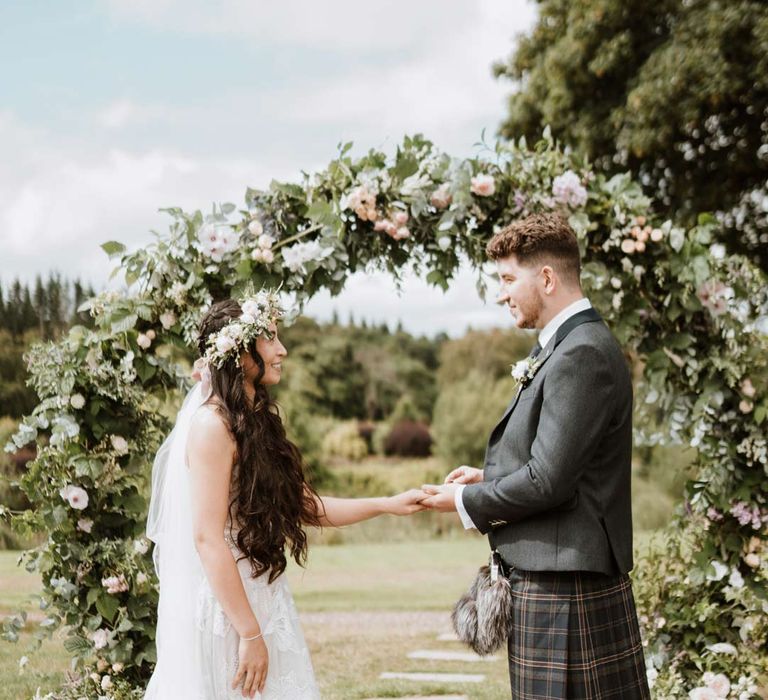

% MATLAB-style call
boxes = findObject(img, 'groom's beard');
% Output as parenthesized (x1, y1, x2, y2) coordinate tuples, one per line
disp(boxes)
(511, 288, 544, 330)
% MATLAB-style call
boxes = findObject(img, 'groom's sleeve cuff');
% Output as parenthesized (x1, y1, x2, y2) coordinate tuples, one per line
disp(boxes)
(454, 485, 477, 530)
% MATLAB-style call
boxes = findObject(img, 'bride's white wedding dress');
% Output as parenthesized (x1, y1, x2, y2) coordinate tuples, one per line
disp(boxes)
(145, 383, 320, 699)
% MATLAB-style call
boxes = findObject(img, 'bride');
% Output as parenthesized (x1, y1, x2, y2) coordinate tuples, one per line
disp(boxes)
(145, 291, 426, 699)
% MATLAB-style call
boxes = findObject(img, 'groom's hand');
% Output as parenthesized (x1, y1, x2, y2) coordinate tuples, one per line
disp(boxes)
(420, 483, 458, 512)
(444, 465, 483, 485)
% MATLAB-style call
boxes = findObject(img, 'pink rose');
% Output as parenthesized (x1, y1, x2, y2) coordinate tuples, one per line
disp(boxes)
(159, 311, 176, 330)
(394, 227, 410, 240)
(688, 688, 719, 700)
(470, 174, 495, 197)
(393, 210, 409, 226)
(137, 333, 152, 349)
(261, 249, 274, 264)
(621, 239, 637, 254)
(650, 228, 664, 242)
(741, 378, 756, 398)
(430, 184, 452, 209)
(703, 671, 730, 698)
(258, 233, 274, 249)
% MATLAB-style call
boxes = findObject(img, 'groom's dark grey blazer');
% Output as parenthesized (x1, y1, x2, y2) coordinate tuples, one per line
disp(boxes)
(462, 306, 634, 575)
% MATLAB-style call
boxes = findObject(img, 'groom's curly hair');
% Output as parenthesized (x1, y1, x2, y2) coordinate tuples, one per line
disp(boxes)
(197, 299, 322, 583)
(486, 213, 582, 287)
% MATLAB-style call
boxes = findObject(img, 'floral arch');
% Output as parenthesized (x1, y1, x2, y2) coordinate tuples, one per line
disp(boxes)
(3, 133, 767, 698)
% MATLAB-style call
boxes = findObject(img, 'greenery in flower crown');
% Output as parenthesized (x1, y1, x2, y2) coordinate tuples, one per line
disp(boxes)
(202, 288, 285, 368)
(1, 131, 766, 698)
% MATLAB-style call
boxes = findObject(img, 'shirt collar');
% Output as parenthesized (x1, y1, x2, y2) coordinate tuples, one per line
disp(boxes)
(538, 297, 592, 349)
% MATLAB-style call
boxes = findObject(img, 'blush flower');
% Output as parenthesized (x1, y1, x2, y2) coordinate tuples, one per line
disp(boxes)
(70, 393, 86, 409)
(137, 333, 152, 349)
(159, 311, 177, 330)
(110, 435, 129, 455)
(77, 518, 94, 533)
(59, 485, 89, 510)
(430, 184, 452, 209)
(470, 174, 495, 197)
(552, 170, 588, 208)
(101, 574, 129, 595)
(91, 629, 109, 650)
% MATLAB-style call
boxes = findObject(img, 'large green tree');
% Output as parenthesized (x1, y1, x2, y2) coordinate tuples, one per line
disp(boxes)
(495, 0, 768, 271)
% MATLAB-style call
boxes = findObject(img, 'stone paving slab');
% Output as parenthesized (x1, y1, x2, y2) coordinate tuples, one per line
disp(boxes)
(437, 632, 460, 641)
(379, 671, 485, 683)
(408, 649, 499, 663)
(364, 696, 469, 700)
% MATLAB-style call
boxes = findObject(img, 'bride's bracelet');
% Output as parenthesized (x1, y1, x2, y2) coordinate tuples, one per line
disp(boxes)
(241, 631, 263, 642)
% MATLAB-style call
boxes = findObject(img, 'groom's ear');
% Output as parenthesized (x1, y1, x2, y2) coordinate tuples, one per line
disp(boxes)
(540, 265, 557, 295)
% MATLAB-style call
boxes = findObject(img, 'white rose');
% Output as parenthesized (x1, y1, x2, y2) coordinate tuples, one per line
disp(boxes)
(470, 174, 495, 197)
(728, 569, 744, 588)
(91, 629, 109, 650)
(137, 333, 152, 349)
(110, 435, 129, 455)
(159, 311, 176, 330)
(70, 394, 85, 409)
(703, 672, 731, 698)
(650, 228, 664, 242)
(621, 239, 637, 254)
(251, 248, 265, 262)
(258, 233, 275, 249)
(77, 518, 94, 533)
(689, 688, 719, 700)
(610, 277, 622, 289)
(241, 300, 260, 317)
(438, 236, 452, 252)
(101, 675, 113, 690)
(215, 335, 236, 354)
(226, 323, 244, 340)
(248, 219, 264, 236)
(240, 313, 256, 324)
(112, 662, 124, 673)
(134, 539, 150, 555)
(511, 360, 529, 381)
(59, 485, 89, 511)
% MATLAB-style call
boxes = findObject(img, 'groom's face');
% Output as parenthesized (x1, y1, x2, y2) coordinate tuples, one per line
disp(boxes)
(496, 255, 545, 330)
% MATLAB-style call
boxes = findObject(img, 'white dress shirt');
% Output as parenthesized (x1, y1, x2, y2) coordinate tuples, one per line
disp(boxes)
(454, 297, 593, 529)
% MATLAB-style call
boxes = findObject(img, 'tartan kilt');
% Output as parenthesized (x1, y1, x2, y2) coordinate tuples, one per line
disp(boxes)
(506, 568, 650, 700)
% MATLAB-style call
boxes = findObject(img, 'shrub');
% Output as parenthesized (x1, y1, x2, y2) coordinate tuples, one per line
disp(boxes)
(431, 370, 515, 467)
(322, 421, 369, 462)
(383, 420, 432, 457)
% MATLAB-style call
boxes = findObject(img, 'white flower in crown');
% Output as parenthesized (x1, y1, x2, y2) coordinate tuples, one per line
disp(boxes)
(511, 356, 541, 388)
(204, 288, 285, 368)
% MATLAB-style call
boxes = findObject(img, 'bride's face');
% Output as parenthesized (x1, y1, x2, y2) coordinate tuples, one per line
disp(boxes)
(241, 323, 286, 386)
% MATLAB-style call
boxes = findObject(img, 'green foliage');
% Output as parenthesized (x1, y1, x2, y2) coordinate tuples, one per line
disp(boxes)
(3, 131, 767, 696)
(496, 0, 768, 272)
(432, 371, 515, 467)
(321, 421, 369, 462)
(437, 328, 533, 387)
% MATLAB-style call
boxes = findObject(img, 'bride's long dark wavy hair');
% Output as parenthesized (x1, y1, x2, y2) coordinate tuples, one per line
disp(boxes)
(197, 299, 322, 583)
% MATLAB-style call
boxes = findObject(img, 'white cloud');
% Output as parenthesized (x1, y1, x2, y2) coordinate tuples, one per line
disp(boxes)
(103, 0, 529, 52)
(96, 98, 176, 129)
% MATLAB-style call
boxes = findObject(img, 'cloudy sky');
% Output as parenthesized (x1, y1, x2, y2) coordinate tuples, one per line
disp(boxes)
(0, 0, 537, 336)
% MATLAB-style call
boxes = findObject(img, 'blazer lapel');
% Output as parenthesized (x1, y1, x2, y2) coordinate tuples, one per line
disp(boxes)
(490, 307, 604, 437)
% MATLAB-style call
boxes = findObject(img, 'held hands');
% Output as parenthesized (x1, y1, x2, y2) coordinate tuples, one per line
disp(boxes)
(420, 465, 483, 512)
(233, 634, 269, 698)
(386, 488, 431, 515)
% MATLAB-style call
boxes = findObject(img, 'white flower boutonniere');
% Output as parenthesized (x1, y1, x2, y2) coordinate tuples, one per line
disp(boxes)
(511, 356, 542, 390)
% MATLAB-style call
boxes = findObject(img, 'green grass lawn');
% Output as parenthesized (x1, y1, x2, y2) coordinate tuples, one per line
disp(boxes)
(2, 538, 516, 699)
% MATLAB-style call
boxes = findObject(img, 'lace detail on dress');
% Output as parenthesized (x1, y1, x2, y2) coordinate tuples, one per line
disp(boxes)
(194, 534, 320, 699)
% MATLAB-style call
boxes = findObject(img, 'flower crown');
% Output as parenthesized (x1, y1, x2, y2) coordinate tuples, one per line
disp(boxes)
(202, 289, 285, 369)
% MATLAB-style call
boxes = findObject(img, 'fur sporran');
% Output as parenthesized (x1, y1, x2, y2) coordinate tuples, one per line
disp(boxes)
(451, 550, 512, 656)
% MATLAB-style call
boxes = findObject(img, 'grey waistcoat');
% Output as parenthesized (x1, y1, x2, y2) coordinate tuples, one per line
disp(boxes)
(462, 307, 634, 575)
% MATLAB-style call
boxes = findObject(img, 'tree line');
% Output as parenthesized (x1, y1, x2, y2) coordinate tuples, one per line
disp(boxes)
(0, 274, 96, 340)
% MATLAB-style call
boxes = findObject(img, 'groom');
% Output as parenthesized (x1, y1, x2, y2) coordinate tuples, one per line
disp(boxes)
(422, 213, 650, 699)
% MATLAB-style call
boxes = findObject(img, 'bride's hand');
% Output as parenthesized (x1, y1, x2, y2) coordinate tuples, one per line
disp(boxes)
(444, 465, 483, 485)
(233, 635, 269, 698)
(386, 488, 429, 515)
